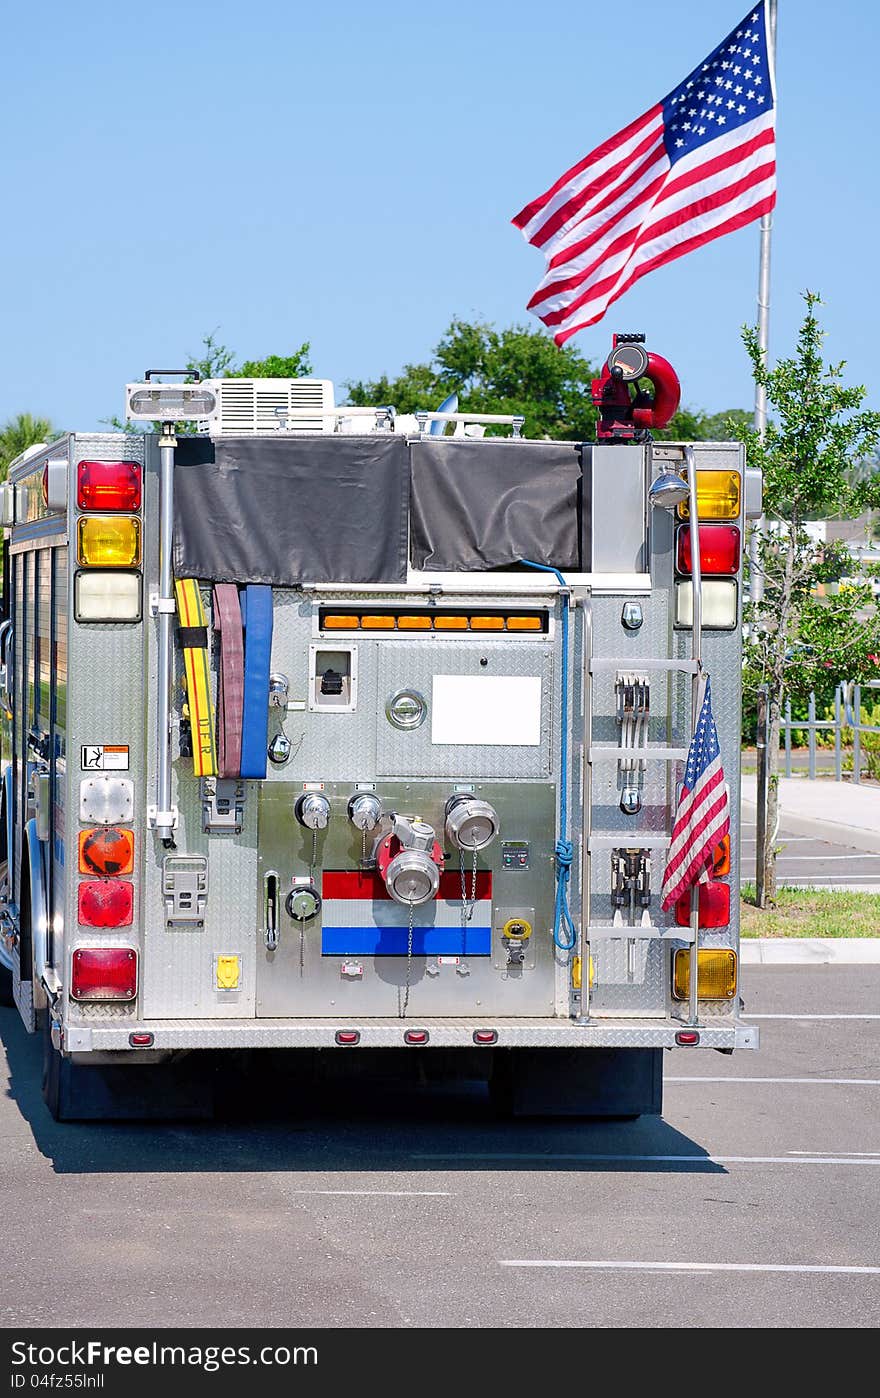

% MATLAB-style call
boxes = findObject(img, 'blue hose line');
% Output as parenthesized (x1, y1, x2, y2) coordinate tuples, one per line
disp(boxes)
(521, 560, 577, 951)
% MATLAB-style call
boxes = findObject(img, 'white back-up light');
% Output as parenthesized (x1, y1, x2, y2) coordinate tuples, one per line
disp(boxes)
(675, 579, 737, 630)
(74, 571, 142, 622)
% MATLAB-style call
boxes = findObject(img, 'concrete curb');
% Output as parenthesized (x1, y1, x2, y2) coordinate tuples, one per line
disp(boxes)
(741, 938, 880, 965)
(741, 799, 880, 855)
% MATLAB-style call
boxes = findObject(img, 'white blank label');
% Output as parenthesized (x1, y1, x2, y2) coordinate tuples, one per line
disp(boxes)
(431, 675, 542, 746)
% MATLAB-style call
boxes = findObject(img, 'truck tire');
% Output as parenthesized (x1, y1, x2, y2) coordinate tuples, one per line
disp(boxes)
(489, 1047, 663, 1118)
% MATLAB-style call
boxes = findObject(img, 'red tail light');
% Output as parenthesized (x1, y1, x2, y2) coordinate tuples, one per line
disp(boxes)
(676, 524, 741, 576)
(335, 1030, 361, 1046)
(404, 1029, 429, 1045)
(473, 1029, 498, 1045)
(674, 880, 731, 929)
(675, 1030, 700, 1046)
(77, 460, 142, 512)
(71, 946, 137, 1001)
(78, 879, 134, 928)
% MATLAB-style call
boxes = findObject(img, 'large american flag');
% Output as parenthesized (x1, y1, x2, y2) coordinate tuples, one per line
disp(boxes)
(513, 3, 776, 343)
(661, 676, 731, 911)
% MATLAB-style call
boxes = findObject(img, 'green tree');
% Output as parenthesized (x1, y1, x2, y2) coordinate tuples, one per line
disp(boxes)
(742, 293, 880, 905)
(347, 318, 599, 438)
(0, 412, 56, 482)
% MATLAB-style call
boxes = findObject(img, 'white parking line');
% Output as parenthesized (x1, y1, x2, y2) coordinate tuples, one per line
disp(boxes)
(413, 1153, 880, 1167)
(287, 1190, 452, 1196)
(499, 1260, 880, 1276)
(666, 1076, 880, 1085)
(744, 1013, 880, 1020)
(764, 854, 880, 861)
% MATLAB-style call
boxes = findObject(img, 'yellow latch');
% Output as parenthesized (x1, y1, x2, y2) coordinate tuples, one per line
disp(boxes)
(216, 954, 241, 991)
(571, 955, 595, 990)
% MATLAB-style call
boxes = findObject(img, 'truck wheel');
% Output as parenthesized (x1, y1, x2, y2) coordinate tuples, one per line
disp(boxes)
(0, 836, 12, 1006)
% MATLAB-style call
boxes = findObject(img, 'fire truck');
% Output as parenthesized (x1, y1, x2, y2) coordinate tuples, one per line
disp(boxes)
(0, 335, 760, 1120)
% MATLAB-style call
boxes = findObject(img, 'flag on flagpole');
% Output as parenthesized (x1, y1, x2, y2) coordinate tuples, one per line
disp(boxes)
(513, 3, 776, 344)
(661, 676, 730, 911)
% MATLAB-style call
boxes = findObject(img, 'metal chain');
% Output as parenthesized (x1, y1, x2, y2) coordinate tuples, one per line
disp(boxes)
(311, 827, 318, 874)
(459, 846, 479, 924)
(298, 912, 305, 974)
(400, 898, 415, 1019)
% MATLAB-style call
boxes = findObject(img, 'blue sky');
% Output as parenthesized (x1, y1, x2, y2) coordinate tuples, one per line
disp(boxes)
(1, 0, 875, 432)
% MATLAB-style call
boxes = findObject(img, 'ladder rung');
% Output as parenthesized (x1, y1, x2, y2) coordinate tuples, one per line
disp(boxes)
(589, 746, 689, 762)
(590, 658, 699, 673)
(586, 925, 694, 942)
(588, 835, 671, 850)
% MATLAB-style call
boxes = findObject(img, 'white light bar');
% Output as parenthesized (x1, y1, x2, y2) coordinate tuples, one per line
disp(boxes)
(75, 571, 142, 622)
(675, 580, 738, 630)
(125, 383, 217, 422)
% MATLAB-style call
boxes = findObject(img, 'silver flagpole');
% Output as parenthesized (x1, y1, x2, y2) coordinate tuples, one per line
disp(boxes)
(749, 0, 778, 604)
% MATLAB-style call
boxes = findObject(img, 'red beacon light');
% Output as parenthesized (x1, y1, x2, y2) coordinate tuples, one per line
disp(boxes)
(677, 523, 741, 576)
(591, 333, 681, 444)
(77, 460, 142, 512)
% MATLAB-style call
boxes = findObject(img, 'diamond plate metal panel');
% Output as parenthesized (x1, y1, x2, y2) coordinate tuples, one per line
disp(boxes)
(79, 1015, 752, 1052)
(376, 641, 554, 779)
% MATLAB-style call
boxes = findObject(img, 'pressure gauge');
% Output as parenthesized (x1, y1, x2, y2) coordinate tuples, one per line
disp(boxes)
(286, 881, 322, 921)
(295, 791, 331, 830)
(445, 796, 499, 852)
(607, 341, 649, 381)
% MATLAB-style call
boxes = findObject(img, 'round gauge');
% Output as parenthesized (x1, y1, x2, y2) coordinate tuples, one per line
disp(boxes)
(607, 342, 649, 381)
(385, 689, 428, 730)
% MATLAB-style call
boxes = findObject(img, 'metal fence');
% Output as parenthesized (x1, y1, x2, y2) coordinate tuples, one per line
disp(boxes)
(781, 680, 880, 782)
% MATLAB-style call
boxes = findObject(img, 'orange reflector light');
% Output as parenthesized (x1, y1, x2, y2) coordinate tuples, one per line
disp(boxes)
(678, 470, 741, 520)
(397, 615, 432, 630)
(712, 835, 731, 877)
(322, 614, 359, 629)
(672, 949, 738, 1001)
(77, 515, 141, 567)
(79, 827, 134, 876)
(469, 616, 505, 631)
(433, 615, 468, 630)
(360, 614, 396, 629)
(506, 616, 542, 631)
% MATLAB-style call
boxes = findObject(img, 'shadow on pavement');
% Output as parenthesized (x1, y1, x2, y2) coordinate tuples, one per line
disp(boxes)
(1, 1007, 723, 1176)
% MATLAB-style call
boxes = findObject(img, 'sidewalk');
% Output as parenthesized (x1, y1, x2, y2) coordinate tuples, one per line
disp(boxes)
(741, 773, 880, 854)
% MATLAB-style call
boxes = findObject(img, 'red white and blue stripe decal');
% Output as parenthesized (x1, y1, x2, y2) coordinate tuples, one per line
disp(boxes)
(321, 871, 493, 957)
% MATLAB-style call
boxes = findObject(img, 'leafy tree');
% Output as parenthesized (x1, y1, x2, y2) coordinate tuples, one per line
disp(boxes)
(741, 293, 880, 905)
(0, 412, 56, 482)
(347, 319, 599, 439)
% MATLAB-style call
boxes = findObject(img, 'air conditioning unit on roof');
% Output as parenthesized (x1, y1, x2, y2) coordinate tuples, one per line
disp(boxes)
(201, 378, 335, 435)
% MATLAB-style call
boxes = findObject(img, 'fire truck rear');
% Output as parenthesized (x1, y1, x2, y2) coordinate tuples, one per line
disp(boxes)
(0, 335, 760, 1120)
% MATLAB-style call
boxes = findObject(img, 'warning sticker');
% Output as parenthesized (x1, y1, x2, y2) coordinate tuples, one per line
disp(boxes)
(81, 745, 130, 771)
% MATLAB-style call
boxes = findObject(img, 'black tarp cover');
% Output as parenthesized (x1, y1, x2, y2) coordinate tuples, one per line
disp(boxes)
(409, 438, 588, 573)
(173, 435, 410, 585)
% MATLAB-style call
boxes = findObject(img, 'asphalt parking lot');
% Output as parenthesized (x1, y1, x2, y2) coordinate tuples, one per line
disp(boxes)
(740, 821, 880, 890)
(1, 966, 878, 1330)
